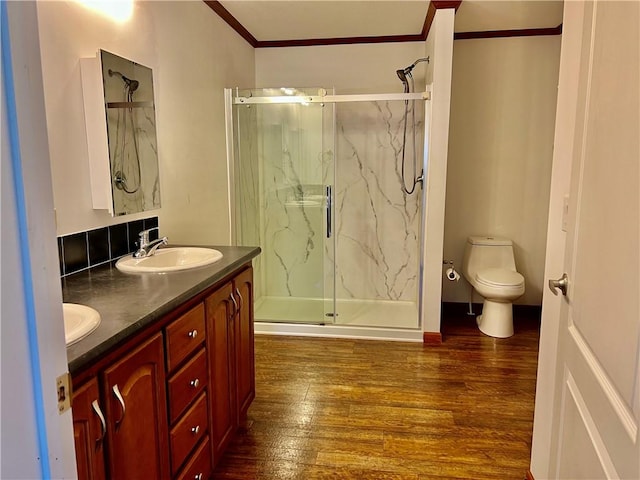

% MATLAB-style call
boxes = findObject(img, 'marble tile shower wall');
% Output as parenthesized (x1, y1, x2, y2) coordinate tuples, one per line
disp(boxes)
(234, 104, 262, 299)
(259, 103, 327, 299)
(335, 101, 423, 302)
(57, 216, 158, 277)
(235, 99, 423, 303)
(107, 104, 161, 214)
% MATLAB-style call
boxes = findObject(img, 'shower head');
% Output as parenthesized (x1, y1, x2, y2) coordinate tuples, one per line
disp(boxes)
(396, 68, 409, 83)
(395, 57, 430, 84)
(396, 69, 411, 93)
(108, 69, 139, 92)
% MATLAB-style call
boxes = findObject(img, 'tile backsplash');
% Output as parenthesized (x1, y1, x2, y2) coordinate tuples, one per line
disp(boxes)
(58, 216, 158, 277)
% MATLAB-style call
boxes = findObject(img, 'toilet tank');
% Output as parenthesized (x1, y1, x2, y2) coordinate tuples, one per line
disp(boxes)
(462, 236, 517, 282)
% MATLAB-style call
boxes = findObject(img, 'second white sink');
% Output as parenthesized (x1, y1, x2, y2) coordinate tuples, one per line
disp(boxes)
(115, 247, 223, 273)
(63, 303, 101, 346)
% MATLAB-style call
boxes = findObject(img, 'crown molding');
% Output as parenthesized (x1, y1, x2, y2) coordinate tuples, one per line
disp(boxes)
(204, 0, 258, 47)
(205, 2, 560, 48)
(205, 1, 462, 48)
(454, 24, 562, 40)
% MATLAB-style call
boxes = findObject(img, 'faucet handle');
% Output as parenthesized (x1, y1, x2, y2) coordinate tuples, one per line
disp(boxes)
(138, 227, 159, 244)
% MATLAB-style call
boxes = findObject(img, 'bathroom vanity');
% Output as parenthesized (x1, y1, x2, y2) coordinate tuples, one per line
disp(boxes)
(64, 246, 260, 479)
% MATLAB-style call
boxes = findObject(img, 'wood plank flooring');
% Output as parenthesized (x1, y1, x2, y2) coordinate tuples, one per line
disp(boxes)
(213, 307, 540, 479)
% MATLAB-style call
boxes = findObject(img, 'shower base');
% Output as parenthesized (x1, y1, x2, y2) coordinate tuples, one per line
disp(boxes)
(254, 296, 423, 342)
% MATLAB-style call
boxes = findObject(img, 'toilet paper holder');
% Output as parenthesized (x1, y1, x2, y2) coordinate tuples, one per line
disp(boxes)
(443, 260, 460, 282)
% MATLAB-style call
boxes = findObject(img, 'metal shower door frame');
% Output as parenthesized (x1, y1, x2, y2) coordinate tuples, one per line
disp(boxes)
(225, 87, 431, 328)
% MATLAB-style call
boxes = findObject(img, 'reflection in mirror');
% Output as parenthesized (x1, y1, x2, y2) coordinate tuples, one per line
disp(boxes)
(101, 50, 161, 216)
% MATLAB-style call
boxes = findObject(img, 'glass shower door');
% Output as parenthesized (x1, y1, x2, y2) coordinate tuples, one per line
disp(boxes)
(232, 88, 335, 325)
(331, 98, 423, 328)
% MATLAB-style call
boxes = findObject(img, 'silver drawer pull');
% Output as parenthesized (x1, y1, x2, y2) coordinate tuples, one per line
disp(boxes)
(112, 384, 126, 426)
(191, 425, 200, 435)
(194, 474, 203, 480)
(187, 329, 198, 339)
(190, 378, 200, 388)
(91, 400, 106, 443)
(235, 287, 243, 311)
(229, 293, 238, 319)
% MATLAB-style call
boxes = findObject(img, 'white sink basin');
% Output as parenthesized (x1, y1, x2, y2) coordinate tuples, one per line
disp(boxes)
(63, 303, 101, 346)
(115, 247, 223, 273)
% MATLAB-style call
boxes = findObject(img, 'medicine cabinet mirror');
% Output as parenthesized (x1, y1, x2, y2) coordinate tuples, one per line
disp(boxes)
(101, 50, 161, 216)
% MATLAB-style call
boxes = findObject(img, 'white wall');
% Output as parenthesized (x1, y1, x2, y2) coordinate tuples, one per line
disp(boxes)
(37, 0, 255, 244)
(256, 42, 427, 92)
(442, 35, 561, 305)
(420, 9, 455, 334)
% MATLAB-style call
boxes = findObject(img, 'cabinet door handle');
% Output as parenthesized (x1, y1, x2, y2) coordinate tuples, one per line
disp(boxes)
(194, 474, 203, 480)
(187, 329, 198, 339)
(190, 378, 200, 388)
(235, 287, 243, 312)
(230, 293, 238, 320)
(91, 400, 106, 443)
(112, 384, 126, 426)
(191, 425, 200, 435)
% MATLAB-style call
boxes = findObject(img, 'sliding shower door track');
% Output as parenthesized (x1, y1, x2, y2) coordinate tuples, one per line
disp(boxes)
(234, 91, 429, 105)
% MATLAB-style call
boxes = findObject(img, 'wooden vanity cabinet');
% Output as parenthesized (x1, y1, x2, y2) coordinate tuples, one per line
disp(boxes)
(169, 392, 208, 472)
(71, 378, 105, 480)
(71, 265, 254, 479)
(206, 282, 236, 462)
(102, 332, 170, 479)
(72, 333, 169, 479)
(234, 267, 255, 420)
(206, 266, 255, 466)
(165, 303, 211, 478)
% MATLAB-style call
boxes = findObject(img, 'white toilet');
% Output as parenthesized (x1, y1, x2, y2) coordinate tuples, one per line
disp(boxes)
(462, 236, 525, 338)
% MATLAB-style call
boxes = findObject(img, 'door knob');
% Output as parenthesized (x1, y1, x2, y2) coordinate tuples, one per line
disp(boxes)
(548, 273, 569, 296)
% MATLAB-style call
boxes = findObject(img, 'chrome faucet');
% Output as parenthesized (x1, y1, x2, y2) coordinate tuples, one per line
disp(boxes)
(134, 227, 168, 258)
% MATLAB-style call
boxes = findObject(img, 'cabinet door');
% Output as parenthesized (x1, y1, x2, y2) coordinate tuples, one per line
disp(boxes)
(72, 378, 106, 480)
(205, 282, 236, 463)
(102, 333, 170, 479)
(234, 267, 255, 419)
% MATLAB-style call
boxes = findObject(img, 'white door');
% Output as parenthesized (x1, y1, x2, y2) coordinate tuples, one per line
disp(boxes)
(536, 1, 640, 478)
(2, 2, 77, 478)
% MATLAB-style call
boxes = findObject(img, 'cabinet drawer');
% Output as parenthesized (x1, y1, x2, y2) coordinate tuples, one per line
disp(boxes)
(168, 348, 208, 422)
(170, 392, 209, 475)
(175, 436, 211, 480)
(166, 303, 205, 372)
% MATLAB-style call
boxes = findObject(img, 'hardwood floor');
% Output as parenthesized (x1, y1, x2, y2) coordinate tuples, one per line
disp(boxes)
(213, 306, 540, 479)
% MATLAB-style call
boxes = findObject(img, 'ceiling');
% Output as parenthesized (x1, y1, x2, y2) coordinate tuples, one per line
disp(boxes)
(215, 1, 564, 45)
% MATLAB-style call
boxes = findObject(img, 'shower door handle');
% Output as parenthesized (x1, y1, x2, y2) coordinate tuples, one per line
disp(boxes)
(326, 185, 332, 238)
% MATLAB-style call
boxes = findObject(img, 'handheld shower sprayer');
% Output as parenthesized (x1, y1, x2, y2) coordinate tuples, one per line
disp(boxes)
(108, 69, 139, 92)
(108, 68, 142, 195)
(396, 68, 409, 83)
(395, 57, 429, 195)
(395, 57, 429, 84)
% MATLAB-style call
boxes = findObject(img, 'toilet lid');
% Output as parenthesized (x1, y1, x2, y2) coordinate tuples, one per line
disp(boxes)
(476, 268, 524, 287)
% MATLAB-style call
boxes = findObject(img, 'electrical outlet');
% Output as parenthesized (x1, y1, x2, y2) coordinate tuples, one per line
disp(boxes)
(57, 373, 72, 414)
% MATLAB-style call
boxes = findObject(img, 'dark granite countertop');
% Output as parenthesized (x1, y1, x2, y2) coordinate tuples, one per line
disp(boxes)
(63, 245, 260, 375)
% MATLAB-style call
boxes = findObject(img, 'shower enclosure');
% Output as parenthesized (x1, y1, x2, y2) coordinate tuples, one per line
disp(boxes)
(227, 87, 429, 334)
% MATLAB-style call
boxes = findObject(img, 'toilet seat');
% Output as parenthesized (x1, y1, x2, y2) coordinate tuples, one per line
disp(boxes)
(476, 268, 524, 288)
